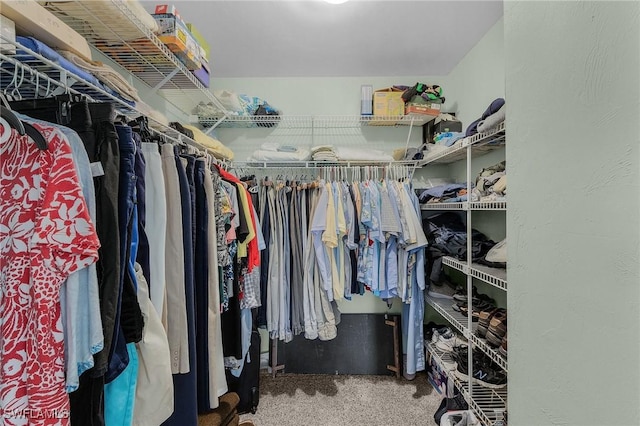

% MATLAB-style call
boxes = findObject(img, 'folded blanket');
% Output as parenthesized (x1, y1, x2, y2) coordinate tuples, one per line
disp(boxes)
(250, 148, 311, 162)
(182, 124, 234, 160)
(334, 146, 393, 162)
(60, 50, 140, 102)
(311, 145, 335, 154)
(477, 104, 506, 133)
(17, 36, 100, 86)
(260, 142, 299, 153)
(16, 36, 136, 107)
(313, 153, 339, 162)
(465, 98, 505, 136)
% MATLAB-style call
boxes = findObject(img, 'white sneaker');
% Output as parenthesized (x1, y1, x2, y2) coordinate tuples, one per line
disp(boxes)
(433, 326, 466, 352)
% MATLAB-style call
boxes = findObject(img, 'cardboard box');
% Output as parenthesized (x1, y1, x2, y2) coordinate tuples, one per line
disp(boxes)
(153, 14, 200, 70)
(191, 58, 210, 88)
(154, 4, 181, 19)
(405, 103, 441, 117)
(186, 23, 210, 62)
(1, 15, 16, 54)
(373, 88, 404, 116)
(2, 0, 92, 61)
(433, 118, 462, 134)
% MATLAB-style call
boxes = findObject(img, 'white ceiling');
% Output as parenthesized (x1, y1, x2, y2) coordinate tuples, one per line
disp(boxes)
(143, 0, 503, 78)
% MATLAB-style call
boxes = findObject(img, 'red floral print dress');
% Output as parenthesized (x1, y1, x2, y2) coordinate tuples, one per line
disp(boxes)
(0, 123, 100, 426)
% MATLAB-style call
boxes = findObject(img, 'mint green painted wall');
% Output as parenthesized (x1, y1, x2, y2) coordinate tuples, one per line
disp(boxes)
(505, 1, 640, 424)
(209, 76, 441, 161)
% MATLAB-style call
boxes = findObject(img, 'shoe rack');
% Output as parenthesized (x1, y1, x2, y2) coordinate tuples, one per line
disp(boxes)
(421, 122, 508, 425)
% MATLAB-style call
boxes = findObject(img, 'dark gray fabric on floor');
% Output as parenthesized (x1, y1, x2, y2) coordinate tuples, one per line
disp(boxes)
(240, 373, 440, 426)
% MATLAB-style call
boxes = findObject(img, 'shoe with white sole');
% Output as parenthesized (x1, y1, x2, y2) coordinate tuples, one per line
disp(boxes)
(432, 326, 467, 352)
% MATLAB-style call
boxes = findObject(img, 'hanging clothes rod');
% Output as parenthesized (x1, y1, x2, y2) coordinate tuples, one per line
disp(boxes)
(0, 38, 222, 159)
(231, 160, 420, 168)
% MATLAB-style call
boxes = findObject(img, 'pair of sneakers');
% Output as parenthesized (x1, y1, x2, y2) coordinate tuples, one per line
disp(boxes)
(431, 326, 467, 353)
(452, 346, 507, 389)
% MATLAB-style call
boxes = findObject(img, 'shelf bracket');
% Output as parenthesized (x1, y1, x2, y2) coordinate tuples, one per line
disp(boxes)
(204, 113, 229, 134)
(150, 68, 180, 93)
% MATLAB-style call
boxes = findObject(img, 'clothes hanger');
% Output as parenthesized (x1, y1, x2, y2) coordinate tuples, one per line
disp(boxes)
(1, 94, 48, 150)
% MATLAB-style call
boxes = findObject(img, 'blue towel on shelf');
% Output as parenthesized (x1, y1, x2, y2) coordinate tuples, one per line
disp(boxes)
(15, 36, 135, 107)
(17, 36, 101, 86)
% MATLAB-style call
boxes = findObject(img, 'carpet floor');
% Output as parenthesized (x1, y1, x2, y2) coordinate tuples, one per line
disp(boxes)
(239, 372, 441, 426)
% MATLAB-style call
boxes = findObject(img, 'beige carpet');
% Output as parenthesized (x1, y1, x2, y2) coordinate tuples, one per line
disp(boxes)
(240, 373, 441, 426)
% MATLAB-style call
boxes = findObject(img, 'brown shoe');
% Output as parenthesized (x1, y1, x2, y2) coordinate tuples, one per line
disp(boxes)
(486, 310, 507, 347)
(499, 333, 507, 357)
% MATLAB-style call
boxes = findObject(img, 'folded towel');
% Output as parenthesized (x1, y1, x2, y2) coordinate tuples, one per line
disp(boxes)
(60, 50, 140, 102)
(259, 142, 299, 153)
(334, 147, 393, 162)
(250, 148, 311, 162)
(311, 145, 335, 153)
(182, 124, 234, 160)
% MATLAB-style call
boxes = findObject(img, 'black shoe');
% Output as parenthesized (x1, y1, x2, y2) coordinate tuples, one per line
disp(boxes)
(433, 398, 448, 425)
(473, 365, 507, 389)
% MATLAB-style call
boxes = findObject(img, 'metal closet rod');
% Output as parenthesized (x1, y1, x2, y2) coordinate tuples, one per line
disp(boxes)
(0, 37, 225, 160)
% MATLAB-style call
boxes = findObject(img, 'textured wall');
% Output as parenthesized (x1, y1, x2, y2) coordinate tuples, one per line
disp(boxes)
(444, 17, 505, 128)
(505, 1, 640, 424)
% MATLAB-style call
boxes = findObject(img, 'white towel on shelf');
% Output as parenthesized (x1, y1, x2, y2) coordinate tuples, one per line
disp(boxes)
(334, 146, 393, 162)
(249, 148, 311, 162)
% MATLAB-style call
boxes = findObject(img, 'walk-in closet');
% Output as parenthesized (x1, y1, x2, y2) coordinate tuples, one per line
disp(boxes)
(1, 1, 638, 426)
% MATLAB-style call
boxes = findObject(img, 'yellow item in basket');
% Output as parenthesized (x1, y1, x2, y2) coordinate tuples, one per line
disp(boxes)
(181, 124, 234, 161)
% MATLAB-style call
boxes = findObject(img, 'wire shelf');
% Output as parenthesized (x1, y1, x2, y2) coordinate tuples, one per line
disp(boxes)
(421, 202, 466, 210)
(470, 263, 507, 291)
(442, 257, 507, 292)
(0, 39, 223, 158)
(41, 0, 226, 116)
(443, 256, 468, 274)
(199, 114, 438, 129)
(469, 200, 507, 210)
(425, 295, 470, 337)
(420, 122, 506, 166)
(426, 296, 507, 372)
(427, 342, 508, 426)
(231, 160, 420, 169)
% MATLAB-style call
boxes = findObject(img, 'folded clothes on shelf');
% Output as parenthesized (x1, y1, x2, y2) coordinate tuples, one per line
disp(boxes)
(14, 36, 136, 107)
(60, 50, 140, 102)
(182, 124, 234, 160)
(249, 142, 311, 161)
(311, 145, 338, 162)
(418, 183, 469, 204)
(477, 104, 505, 133)
(465, 98, 505, 137)
(309, 145, 394, 162)
(334, 146, 393, 162)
